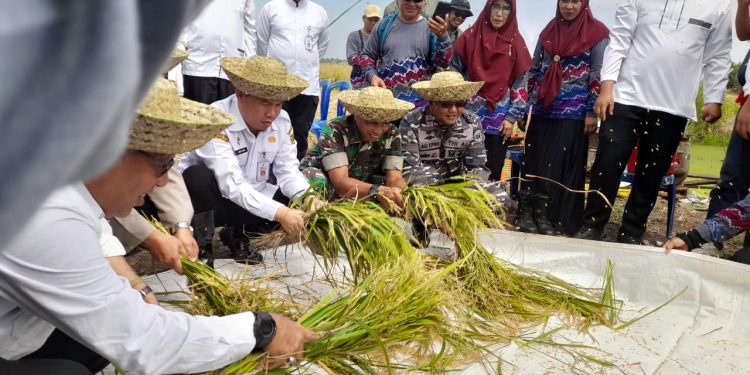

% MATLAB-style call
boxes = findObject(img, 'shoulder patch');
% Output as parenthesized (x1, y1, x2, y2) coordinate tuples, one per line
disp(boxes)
(287, 127, 296, 144)
(215, 133, 229, 142)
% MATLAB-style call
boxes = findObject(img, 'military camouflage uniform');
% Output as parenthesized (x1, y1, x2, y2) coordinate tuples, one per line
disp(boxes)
(399, 107, 509, 205)
(300, 116, 403, 195)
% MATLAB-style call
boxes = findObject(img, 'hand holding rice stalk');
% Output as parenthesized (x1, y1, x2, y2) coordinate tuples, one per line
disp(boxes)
(221, 255, 487, 374)
(255, 199, 417, 283)
(400, 183, 619, 328)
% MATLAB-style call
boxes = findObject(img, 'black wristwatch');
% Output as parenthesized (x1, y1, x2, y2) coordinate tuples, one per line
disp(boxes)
(368, 184, 380, 197)
(252, 311, 277, 351)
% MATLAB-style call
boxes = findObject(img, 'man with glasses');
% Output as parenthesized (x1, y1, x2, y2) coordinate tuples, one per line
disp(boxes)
(445, 0, 473, 42)
(400, 72, 487, 186)
(347, 5, 382, 88)
(0, 78, 316, 373)
(384, 0, 440, 18)
(359, 0, 453, 106)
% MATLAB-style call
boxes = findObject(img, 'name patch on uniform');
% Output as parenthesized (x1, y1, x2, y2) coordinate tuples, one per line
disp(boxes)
(688, 18, 711, 29)
(215, 134, 229, 142)
(234, 147, 248, 156)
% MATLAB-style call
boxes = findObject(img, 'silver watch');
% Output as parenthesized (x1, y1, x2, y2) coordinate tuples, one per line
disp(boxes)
(173, 221, 193, 233)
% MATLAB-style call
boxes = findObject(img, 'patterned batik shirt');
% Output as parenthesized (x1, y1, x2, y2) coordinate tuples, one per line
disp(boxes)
(399, 107, 486, 186)
(300, 116, 403, 183)
(696, 192, 750, 247)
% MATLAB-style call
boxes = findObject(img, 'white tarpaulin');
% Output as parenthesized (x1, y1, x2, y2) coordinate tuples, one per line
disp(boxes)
(144, 229, 750, 374)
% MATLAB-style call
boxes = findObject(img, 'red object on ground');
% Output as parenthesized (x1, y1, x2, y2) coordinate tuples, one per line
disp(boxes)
(737, 90, 747, 106)
(626, 144, 679, 175)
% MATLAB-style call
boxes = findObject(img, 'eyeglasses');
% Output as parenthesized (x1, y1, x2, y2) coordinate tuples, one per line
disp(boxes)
(437, 101, 467, 109)
(402, 0, 425, 3)
(366, 16, 381, 22)
(453, 10, 472, 18)
(137, 151, 175, 176)
(490, 4, 512, 16)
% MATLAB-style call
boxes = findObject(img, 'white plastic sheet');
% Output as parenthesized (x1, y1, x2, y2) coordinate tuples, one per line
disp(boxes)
(144, 229, 750, 374)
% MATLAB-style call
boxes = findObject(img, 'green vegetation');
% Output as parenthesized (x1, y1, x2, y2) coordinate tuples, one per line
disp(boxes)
(688, 86, 739, 147)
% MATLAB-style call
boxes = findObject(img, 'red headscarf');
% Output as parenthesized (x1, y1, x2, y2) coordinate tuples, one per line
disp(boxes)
(454, 0, 532, 111)
(535, 0, 609, 109)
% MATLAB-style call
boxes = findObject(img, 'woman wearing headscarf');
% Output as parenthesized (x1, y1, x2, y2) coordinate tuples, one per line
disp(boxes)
(452, 0, 532, 184)
(517, 0, 609, 236)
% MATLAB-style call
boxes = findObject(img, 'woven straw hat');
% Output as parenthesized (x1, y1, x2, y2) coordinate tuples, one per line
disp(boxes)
(221, 56, 308, 101)
(165, 49, 188, 72)
(338, 87, 415, 123)
(129, 78, 235, 154)
(412, 72, 484, 102)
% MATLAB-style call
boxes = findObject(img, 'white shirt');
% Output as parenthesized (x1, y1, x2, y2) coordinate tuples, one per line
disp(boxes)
(600, 0, 732, 120)
(181, 0, 257, 79)
(0, 183, 255, 374)
(256, 0, 329, 96)
(744, 63, 750, 97)
(100, 218, 127, 257)
(179, 95, 310, 221)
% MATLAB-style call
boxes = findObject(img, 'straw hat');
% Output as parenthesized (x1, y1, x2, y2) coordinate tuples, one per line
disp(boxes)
(412, 72, 484, 102)
(338, 87, 415, 123)
(129, 78, 235, 154)
(165, 49, 188, 72)
(221, 56, 309, 101)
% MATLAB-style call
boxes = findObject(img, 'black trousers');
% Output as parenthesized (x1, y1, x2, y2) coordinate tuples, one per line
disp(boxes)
(522, 117, 588, 235)
(183, 75, 235, 105)
(485, 134, 508, 181)
(21, 329, 109, 374)
(182, 164, 289, 235)
(0, 359, 92, 375)
(283, 94, 319, 160)
(583, 103, 687, 238)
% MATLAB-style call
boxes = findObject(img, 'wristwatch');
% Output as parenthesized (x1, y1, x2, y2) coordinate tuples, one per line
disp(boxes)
(138, 285, 154, 300)
(252, 311, 277, 351)
(173, 221, 193, 233)
(368, 184, 380, 197)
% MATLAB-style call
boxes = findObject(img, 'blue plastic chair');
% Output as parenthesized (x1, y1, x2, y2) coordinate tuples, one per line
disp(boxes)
(311, 80, 352, 139)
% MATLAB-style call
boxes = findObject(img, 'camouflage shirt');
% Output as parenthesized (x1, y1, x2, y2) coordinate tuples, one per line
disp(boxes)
(301, 116, 403, 183)
(399, 107, 486, 186)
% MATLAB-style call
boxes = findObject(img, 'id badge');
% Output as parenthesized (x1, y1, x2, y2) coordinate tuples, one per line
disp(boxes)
(257, 159, 270, 181)
(304, 26, 314, 51)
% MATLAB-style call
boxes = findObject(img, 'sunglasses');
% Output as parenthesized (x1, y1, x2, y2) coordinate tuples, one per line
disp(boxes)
(453, 10, 472, 18)
(437, 101, 467, 109)
(137, 151, 175, 176)
(366, 16, 381, 22)
(490, 4, 513, 15)
(403, 0, 425, 3)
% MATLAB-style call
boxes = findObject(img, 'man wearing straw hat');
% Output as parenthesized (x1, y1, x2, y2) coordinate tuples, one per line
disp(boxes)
(402, 71, 488, 186)
(300, 87, 413, 207)
(179, 56, 323, 264)
(0, 79, 315, 373)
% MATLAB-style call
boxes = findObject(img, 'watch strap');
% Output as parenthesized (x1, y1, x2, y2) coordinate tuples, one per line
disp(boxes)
(252, 311, 277, 351)
(138, 285, 153, 300)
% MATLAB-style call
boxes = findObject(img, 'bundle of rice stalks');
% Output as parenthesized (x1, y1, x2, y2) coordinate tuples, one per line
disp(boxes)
(401, 183, 618, 329)
(181, 259, 300, 318)
(221, 255, 486, 374)
(255, 199, 417, 283)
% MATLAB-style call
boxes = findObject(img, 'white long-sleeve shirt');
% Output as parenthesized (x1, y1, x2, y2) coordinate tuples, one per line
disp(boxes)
(179, 95, 310, 220)
(181, 0, 257, 79)
(256, 0, 329, 96)
(0, 183, 256, 374)
(600, 0, 732, 120)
